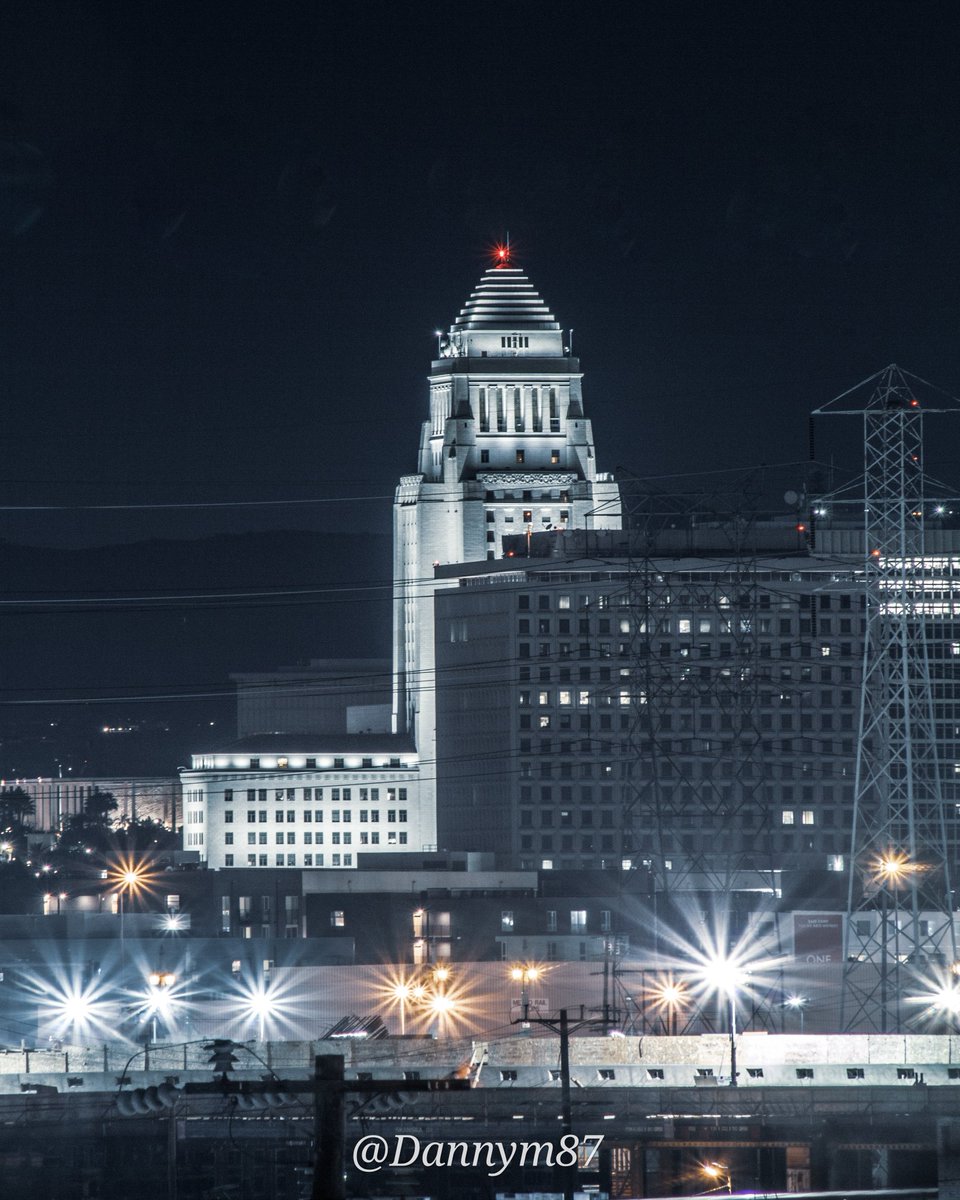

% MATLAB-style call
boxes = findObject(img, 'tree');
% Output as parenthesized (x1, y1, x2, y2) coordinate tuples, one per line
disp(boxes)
(83, 789, 119, 826)
(51, 789, 121, 860)
(116, 818, 179, 854)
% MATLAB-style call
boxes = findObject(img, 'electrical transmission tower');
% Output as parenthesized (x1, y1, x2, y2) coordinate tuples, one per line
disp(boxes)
(814, 365, 960, 1031)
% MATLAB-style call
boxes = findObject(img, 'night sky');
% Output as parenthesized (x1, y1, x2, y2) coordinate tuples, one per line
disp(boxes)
(2, 2, 960, 762)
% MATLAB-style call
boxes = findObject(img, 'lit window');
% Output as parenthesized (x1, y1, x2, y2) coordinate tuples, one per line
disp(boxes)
(781, 810, 795, 825)
(331, 910, 345, 928)
(801, 810, 815, 825)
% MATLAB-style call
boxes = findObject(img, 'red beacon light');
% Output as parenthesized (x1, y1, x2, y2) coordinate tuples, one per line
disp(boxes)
(910, 398, 920, 408)
(796, 523, 807, 533)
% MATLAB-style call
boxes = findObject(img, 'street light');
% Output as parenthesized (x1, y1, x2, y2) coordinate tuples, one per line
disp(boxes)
(908, 979, 960, 1032)
(144, 971, 176, 1043)
(510, 963, 542, 1025)
(650, 975, 689, 1036)
(424, 991, 458, 1038)
(701, 1161, 732, 1194)
(244, 986, 279, 1043)
(698, 954, 747, 1087)
(932, 985, 960, 1020)
(108, 858, 153, 982)
(784, 994, 808, 1033)
(391, 979, 416, 1036)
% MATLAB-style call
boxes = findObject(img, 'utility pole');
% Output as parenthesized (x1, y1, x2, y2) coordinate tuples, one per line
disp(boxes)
(511, 1006, 607, 1200)
(312, 1055, 346, 1200)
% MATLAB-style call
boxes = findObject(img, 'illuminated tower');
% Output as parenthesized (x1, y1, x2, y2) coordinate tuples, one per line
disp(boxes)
(393, 251, 622, 819)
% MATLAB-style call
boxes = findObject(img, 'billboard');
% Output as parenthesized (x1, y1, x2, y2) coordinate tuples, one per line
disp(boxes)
(793, 913, 843, 964)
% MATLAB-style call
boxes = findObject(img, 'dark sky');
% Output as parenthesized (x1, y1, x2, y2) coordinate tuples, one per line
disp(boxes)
(2, 2, 960, 755)
(3, 1, 960, 547)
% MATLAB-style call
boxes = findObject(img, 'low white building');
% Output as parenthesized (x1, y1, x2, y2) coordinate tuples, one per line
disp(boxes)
(180, 736, 426, 869)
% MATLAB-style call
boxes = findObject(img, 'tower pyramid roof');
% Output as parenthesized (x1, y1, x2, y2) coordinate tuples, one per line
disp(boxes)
(451, 265, 560, 332)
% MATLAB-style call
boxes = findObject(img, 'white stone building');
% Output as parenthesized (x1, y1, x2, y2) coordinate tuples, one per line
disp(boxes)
(392, 257, 622, 820)
(179, 736, 426, 869)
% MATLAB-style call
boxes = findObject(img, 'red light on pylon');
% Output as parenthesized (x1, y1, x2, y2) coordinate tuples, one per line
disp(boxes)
(870, 548, 881, 558)
(796, 523, 807, 533)
(910, 398, 920, 408)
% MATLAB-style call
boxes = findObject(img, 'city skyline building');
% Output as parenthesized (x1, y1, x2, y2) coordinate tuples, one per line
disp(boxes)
(434, 527, 865, 881)
(392, 254, 622, 826)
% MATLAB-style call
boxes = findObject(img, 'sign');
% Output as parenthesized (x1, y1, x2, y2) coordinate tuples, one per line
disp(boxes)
(794, 913, 842, 964)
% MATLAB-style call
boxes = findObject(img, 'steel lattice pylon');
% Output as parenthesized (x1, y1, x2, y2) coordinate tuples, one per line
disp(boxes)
(816, 365, 959, 1032)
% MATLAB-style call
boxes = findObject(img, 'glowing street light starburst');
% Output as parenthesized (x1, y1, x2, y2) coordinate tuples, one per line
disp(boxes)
(873, 850, 917, 890)
(224, 971, 311, 1044)
(369, 964, 482, 1038)
(37, 977, 118, 1044)
(647, 974, 690, 1033)
(107, 854, 159, 904)
(639, 897, 790, 1034)
(906, 962, 960, 1028)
